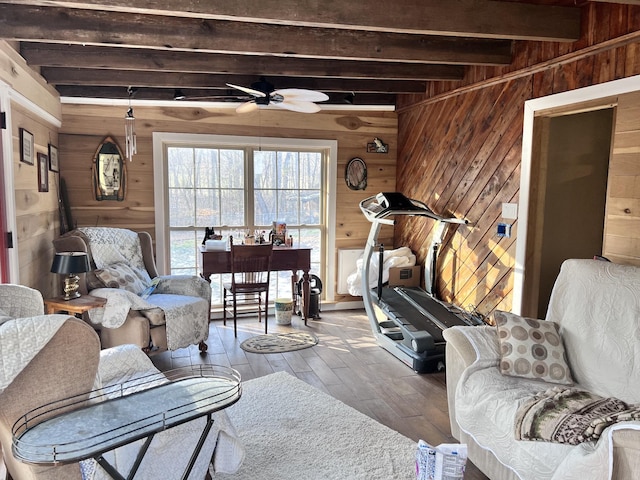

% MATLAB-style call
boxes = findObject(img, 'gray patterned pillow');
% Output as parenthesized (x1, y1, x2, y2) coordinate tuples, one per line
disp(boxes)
(94, 262, 150, 295)
(85, 271, 107, 291)
(494, 310, 574, 385)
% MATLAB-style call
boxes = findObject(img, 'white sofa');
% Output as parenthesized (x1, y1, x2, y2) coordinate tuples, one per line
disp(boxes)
(444, 259, 640, 480)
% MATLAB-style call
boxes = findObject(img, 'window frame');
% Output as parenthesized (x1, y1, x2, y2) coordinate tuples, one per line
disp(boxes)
(153, 132, 337, 303)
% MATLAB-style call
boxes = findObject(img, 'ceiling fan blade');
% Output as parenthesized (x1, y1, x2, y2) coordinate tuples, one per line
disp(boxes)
(226, 83, 267, 98)
(177, 95, 251, 101)
(273, 88, 329, 102)
(275, 99, 322, 113)
(236, 100, 260, 114)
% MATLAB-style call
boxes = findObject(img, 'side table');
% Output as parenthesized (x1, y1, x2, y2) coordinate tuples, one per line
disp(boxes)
(44, 295, 106, 317)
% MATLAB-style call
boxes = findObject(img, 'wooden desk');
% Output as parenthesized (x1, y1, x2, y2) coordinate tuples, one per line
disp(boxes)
(44, 294, 107, 317)
(199, 245, 311, 323)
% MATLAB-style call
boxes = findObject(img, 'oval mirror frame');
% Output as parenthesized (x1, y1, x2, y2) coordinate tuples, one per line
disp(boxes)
(345, 157, 367, 191)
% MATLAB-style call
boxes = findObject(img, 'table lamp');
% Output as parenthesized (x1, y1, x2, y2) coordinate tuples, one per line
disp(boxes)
(51, 252, 90, 300)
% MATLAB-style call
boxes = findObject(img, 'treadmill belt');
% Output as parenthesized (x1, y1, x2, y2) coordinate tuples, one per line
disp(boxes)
(375, 287, 471, 344)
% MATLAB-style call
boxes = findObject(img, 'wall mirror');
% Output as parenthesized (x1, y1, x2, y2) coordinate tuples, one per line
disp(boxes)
(92, 136, 126, 201)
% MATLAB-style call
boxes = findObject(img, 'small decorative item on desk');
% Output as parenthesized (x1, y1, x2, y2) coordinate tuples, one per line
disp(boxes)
(244, 234, 255, 245)
(50, 252, 91, 300)
(270, 221, 288, 246)
(202, 227, 223, 244)
(203, 227, 226, 251)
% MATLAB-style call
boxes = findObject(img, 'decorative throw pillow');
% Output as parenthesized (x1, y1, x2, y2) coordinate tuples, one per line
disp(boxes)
(85, 271, 107, 290)
(94, 262, 150, 295)
(133, 266, 152, 287)
(494, 310, 574, 385)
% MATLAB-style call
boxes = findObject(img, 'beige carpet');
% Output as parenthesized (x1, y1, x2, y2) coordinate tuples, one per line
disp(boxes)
(215, 371, 417, 480)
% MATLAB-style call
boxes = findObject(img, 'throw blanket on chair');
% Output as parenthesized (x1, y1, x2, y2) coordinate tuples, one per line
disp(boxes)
(78, 227, 145, 269)
(515, 387, 640, 445)
(79, 228, 209, 351)
(87, 288, 209, 351)
(0, 316, 68, 393)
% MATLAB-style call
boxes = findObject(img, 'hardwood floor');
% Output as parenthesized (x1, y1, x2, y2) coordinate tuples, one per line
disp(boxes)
(150, 309, 489, 480)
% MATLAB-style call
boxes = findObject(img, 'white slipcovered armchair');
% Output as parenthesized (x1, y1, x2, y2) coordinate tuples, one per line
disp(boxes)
(53, 227, 210, 352)
(0, 284, 244, 480)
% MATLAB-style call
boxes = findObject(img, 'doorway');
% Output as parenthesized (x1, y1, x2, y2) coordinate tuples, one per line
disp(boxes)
(513, 74, 640, 317)
(523, 108, 614, 317)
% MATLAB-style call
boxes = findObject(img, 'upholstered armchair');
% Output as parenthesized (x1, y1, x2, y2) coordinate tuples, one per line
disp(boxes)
(0, 284, 244, 480)
(53, 227, 210, 352)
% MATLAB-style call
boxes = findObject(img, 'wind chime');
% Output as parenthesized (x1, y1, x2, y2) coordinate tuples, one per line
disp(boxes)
(124, 86, 137, 161)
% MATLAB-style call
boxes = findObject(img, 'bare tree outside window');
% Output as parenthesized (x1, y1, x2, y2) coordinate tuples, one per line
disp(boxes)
(167, 145, 324, 306)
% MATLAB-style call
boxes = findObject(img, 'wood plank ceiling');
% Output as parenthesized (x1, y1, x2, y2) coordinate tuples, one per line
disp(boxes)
(0, 0, 634, 107)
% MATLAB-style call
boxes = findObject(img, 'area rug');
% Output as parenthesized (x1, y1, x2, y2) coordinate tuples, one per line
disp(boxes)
(215, 371, 416, 480)
(240, 332, 319, 353)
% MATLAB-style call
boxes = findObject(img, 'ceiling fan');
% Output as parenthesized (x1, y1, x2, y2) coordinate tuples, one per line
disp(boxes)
(175, 78, 329, 114)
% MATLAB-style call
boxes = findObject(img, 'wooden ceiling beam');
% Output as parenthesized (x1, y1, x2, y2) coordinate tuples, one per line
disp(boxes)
(40, 68, 429, 93)
(0, 5, 512, 63)
(20, 43, 466, 81)
(0, 0, 581, 41)
(19, 39, 509, 71)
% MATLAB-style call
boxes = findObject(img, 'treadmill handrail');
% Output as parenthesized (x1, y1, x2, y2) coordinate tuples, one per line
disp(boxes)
(359, 192, 467, 225)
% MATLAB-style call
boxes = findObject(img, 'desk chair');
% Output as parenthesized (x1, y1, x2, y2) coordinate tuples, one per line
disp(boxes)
(223, 239, 273, 337)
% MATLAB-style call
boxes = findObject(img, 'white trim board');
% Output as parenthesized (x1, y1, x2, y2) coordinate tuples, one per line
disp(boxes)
(512, 74, 640, 314)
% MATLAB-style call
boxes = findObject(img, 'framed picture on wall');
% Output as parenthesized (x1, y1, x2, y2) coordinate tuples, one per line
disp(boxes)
(48, 143, 59, 172)
(37, 153, 49, 192)
(20, 128, 34, 165)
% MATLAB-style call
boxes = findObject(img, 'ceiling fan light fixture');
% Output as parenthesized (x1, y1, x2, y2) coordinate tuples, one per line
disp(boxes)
(227, 79, 327, 114)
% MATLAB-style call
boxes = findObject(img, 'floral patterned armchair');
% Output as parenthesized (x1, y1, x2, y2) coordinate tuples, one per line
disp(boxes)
(53, 227, 210, 353)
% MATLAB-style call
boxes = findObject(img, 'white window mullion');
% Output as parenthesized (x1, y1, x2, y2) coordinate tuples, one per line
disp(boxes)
(154, 132, 337, 304)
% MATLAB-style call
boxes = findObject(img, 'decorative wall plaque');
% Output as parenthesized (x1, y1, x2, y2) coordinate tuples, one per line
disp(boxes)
(92, 136, 126, 201)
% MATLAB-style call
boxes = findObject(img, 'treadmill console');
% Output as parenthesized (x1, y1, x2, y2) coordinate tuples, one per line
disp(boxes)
(360, 192, 441, 222)
(375, 192, 424, 212)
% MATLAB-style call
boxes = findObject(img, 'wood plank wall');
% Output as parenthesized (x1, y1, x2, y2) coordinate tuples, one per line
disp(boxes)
(395, 3, 640, 316)
(604, 90, 640, 265)
(58, 105, 397, 303)
(11, 102, 61, 296)
(1, 42, 61, 297)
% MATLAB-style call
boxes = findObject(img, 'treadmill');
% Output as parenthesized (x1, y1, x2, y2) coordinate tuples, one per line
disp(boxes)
(360, 192, 483, 373)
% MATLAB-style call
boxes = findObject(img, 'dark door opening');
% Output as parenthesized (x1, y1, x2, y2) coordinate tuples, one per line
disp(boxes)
(525, 107, 615, 317)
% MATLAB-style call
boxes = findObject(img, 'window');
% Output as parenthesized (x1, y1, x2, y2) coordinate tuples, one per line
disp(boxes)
(154, 134, 337, 307)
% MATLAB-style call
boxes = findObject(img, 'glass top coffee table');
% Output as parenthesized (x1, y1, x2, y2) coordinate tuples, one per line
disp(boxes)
(12, 364, 241, 479)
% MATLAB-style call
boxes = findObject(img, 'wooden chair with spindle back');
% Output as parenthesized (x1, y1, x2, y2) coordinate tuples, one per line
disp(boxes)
(223, 238, 274, 337)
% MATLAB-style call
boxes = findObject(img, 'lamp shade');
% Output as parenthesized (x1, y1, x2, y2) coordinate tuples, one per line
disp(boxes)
(51, 252, 90, 274)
